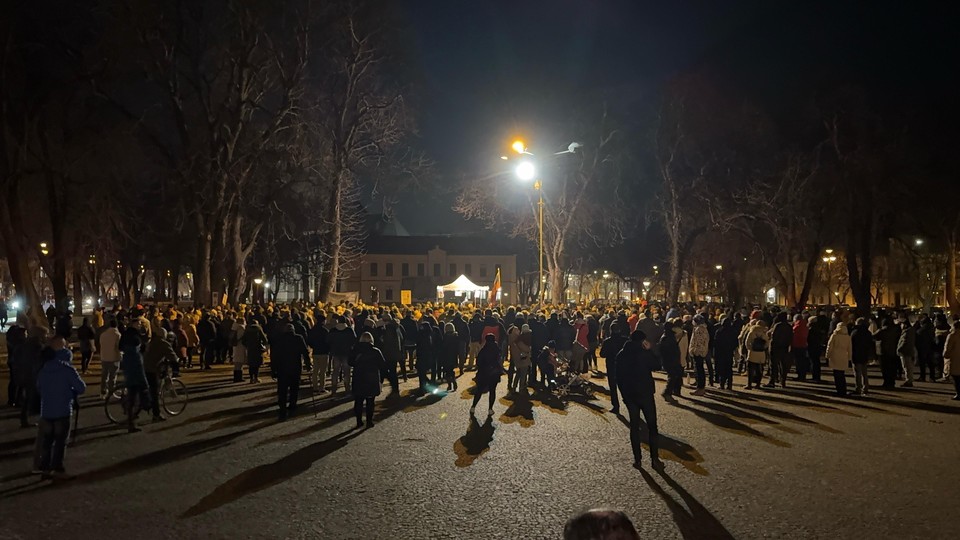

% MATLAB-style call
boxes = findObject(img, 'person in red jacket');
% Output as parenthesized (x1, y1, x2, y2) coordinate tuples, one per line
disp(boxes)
(791, 314, 811, 381)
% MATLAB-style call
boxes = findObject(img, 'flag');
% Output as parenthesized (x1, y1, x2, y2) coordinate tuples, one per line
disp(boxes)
(488, 267, 501, 306)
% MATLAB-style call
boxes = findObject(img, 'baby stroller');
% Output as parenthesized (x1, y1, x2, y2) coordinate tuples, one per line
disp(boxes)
(553, 344, 594, 397)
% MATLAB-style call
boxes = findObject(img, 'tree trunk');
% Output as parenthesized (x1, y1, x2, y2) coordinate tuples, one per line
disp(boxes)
(318, 176, 343, 303)
(195, 229, 213, 307)
(73, 267, 84, 315)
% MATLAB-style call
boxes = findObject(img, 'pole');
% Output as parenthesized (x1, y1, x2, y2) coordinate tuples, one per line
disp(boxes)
(537, 183, 544, 305)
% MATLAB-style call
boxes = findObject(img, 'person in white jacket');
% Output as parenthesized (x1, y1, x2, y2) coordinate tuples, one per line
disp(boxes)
(688, 316, 710, 396)
(826, 323, 852, 397)
(231, 318, 247, 383)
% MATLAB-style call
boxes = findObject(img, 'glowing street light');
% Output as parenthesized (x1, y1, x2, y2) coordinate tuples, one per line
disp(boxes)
(254, 278, 263, 285)
(511, 140, 526, 154)
(915, 238, 924, 246)
(715, 264, 723, 271)
(515, 161, 536, 181)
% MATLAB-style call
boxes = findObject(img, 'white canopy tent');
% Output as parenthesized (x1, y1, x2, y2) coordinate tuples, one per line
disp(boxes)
(437, 275, 490, 303)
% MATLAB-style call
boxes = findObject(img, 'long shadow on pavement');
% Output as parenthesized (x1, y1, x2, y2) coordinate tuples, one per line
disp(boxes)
(707, 394, 842, 434)
(771, 388, 907, 416)
(498, 391, 535, 428)
(181, 427, 363, 518)
(686, 396, 801, 435)
(670, 398, 791, 448)
(453, 414, 495, 467)
(785, 386, 960, 416)
(638, 467, 734, 539)
(731, 389, 872, 417)
(615, 415, 708, 476)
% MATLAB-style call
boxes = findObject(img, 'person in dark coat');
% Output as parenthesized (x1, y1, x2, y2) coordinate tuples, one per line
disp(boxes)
(528, 315, 547, 383)
(349, 332, 385, 428)
(378, 314, 404, 393)
(196, 313, 217, 370)
(616, 330, 664, 469)
(307, 314, 330, 392)
(5, 320, 27, 407)
(452, 312, 470, 376)
(242, 321, 268, 383)
(270, 324, 309, 421)
(713, 317, 739, 390)
(15, 326, 48, 428)
(400, 311, 419, 375)
(850, 318, 875, 396)
(441, 323, 461, 391)
(471, 334, 504, 417)
(658, 321, 683, 400)
(56, 312, 73, 340)
(874, 318, 901, 389)
(415, 321, 435, 390)
(767, 312, 793, 388)
(915, 314, 936, 382)
(599, 323, 628, 414)
(76, 318, 96, 374)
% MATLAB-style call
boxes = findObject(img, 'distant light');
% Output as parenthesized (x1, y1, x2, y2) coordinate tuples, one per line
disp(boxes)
(515, 161, 536, 181)
(715, 265, 723, 271)
(10, 301, 20, 310)
(642, 280, 651, 289)
(84, 297, 92, 305)
(254, 278, 263, 285)
(915, 238, 924, 246)
(511, 140, 526, 154)
(652, 265, 658, 270)
(824, 248, 834, 255)
(263, 283, 270, 289)
(145, 285, 153, 291)
(500, 156, 508, 160)
(309, 289, 315, 294)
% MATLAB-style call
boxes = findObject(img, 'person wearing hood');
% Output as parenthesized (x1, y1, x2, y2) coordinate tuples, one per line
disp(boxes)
(688, 316, 710, 396)
(270, 323, 310, 421)
(471, 334, 505, 417)
(658, 321, 683, 399)
(441, 323, 461, 391)
(635, 311, 662, 356)
(34, 336, 86, 479)
(713, 317, 739, 391)
(327, 316, 357, 394)
(616, 330, 664, 470)
(742, 318, 769, 390)
(826, 321, 852, 397)
(241, 320, 268, 383)
(941, 320, 960, 400)
(600, 322, 629, 413)
(350, 332, 386, 428)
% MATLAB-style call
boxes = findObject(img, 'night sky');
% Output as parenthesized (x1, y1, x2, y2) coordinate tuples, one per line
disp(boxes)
(391, 0, 956, 234)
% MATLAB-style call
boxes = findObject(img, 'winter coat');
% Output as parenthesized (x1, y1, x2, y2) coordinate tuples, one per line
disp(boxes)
(916, 321, 935, 358)
(475, 341, 505, 393)
(349, 342, 385, 398)
(77, 324, 96, 352)
(36, 349, 86, 419)
(850, 325, 875, 365)
(507, 326, 522, 363)
(270, 331, 309, 377)
(232, 322, 247, 366)
(675, 328, 689, 367)
(791, 319, 809, 349)
(307, 322, 329, 355)
(515, 330, 533, 369)
(99, 327, 122, 363)
(144, 335, 177, 374)
(183, 322, 200, 348)
(770, 321, 793, 352)
(635, 317, 663, 349)
(327, 324, 357, 357)
(826, 325, 852, 371)
(574, 319, 589, 348)
(441, 332, 461, 371)
(897, 325, 917, 357)
(380, 322, 404, 364)
(400, 316, 419, 347)
(943, 330, 960, 376)
(556, 322, 575, 350)
(616, 340, 661, 403)
(742, 322, 770, 364)
(874, 324, 900, 357)
(713, 322, 739, 361)
(468, 316, 484, 343)
(416, 324, 435, 368)
(688, 324, 710, 358)
(658, 330, 683, 375)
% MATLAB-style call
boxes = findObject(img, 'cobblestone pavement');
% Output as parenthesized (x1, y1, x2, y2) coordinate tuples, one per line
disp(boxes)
(0, 360, 958, 540)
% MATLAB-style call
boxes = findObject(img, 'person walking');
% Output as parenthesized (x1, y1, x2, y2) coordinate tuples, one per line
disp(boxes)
(349, 332, 385, 428)
(688, 316, 710, 396)
(826, 322, 852, 397)
(471, 334, 504, 417)
(616, 330, 664, 470)
(76, 318, 96, 374)
(941, 320, 960, 400)
(34, 336, 86, 479)
(850, 318, 874, 396)
(270, 324, 309, 421)
(601, 323, 629, 413)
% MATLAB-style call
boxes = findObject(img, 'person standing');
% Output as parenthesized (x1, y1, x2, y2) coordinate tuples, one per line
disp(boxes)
(327, 317, 357, 394)
(242, 320, 268, 383)
(269, 324, 309, 421)
(378, 314, 403, 394)
(441, 323, 461, 391)
(512, 324, 533, 393)
(183, 315, 200, 369)
(415, 321, 435, 390)
(307, 314, 330, 392)
(6, 318, 27, 407)
(119, 323, 148, 433)
(658, 321, 683, 400)
(196, 313, 217, 370)
(601, 323, 629, 413)
(850, 318, 874, 396)
(915, 314, 936, 382)
(231, 318, 247, 383)
(34, 336, 86, 479)
(897, 318, 917, 388)
(791, 314, 810, 381)
(616, 330, 664, 470)
(767, 312, 793, 388)
(688, 316, 710, 396)
(807, 314, 828, 382)
(467, 312, 484, 372)
(143, 330, 177, 422)
(349, 332, 385, 428)
(471, 334, 504, 417)
(941, 320, 960, 400)
(874, 318, 901, 389)
(400, 310, 419, 377)
(98, 320, 122, 399)
(453, 311, 470, 377)
(742, 318, 769, 390)
(713, 317, 738, 390)
(15, 326, 48, 428)
(826, 322, 852, 397)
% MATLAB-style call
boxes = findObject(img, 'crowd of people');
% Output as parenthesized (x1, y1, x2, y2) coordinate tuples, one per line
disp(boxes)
(4, 297, 960, 477)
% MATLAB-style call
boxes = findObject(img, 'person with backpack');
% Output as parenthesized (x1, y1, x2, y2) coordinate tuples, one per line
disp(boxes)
(742, 316, 769, 390)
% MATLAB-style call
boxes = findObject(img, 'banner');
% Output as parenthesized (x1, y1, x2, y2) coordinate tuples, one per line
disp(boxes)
(400, 290, 412, 305)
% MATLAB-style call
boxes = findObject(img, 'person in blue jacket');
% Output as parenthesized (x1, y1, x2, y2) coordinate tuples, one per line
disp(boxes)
(34, 336, 86, 479)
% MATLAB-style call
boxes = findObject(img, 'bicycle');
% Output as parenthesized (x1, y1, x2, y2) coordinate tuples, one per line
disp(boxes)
(104, 361, 189, 424)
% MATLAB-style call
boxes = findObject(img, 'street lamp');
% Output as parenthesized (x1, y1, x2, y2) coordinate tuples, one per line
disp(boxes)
(915, 238, 924, 246)
(40, 242, 49, 256)
(822, 253, 837, 306)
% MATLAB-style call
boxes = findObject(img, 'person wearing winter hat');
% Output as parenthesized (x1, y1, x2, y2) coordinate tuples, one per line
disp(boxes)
(34, 336, 86, 479)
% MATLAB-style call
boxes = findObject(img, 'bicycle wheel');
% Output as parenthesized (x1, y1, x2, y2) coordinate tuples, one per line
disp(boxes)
(161, 378, 188, 416)
(104, 387, 127, 424)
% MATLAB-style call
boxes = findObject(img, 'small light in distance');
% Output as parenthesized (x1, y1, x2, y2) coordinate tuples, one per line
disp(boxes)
(511, 140, 526, 153)
(515, 161, 536, 181)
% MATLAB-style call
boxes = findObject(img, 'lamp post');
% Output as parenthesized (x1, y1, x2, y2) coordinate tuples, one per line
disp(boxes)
(253, 278, 263, 304)
(642, 279, 651, 302)
(822, 250, 837, 306)
(715, 264, 724, 303)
